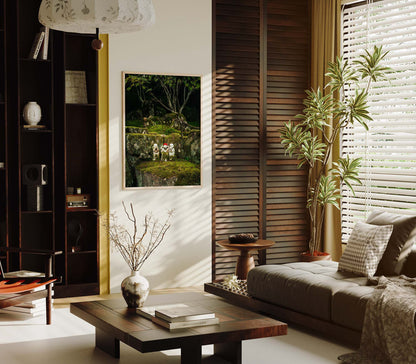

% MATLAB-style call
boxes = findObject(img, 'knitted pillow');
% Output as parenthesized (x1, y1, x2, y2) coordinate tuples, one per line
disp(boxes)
(339, 222, 393, 277)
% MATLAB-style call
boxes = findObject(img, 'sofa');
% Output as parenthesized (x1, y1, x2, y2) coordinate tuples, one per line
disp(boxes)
(245, 210, 416, 347)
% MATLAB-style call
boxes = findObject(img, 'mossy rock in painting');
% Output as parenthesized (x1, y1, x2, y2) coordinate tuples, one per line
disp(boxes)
(126, 130, 200, 162)
(135, 160, 200, 187)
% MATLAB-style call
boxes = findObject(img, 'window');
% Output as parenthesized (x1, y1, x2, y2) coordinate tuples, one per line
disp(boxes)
(341, 0, 416, 242)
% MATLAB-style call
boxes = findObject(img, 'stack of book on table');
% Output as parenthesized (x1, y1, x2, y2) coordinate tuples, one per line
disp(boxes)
(138, 303, 219, 330)
(0, 270, 49, 317)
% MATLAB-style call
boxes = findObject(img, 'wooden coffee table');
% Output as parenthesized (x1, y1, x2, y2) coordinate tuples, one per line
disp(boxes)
(70, 292, 287, 364)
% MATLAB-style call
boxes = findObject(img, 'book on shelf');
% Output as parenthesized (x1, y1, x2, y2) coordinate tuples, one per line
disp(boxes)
(151, 316, 219, 330)
(40, 26, 49, 60)
(28, 31, 45, 60)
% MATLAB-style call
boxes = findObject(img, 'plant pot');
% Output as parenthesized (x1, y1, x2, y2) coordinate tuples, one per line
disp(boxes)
(121, 270, 150, 308)
(300, 251, 332, 262)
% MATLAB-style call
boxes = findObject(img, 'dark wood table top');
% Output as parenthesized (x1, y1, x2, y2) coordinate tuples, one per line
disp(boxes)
(70, 292, 287, 353)
(217, 239, 275, 251)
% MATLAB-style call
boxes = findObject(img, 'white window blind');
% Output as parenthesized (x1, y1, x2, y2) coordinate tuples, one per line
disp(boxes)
(341, 0, 416, 242)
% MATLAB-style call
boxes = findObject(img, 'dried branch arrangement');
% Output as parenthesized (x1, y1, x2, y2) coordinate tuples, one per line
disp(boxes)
(107, 202, 174, 272)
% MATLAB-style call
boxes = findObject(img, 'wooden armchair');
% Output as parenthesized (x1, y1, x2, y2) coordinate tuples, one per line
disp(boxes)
(0, 247, 62, 324)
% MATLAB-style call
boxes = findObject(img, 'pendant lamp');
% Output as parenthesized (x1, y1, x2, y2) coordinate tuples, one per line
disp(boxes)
(38, 0, 155, 50)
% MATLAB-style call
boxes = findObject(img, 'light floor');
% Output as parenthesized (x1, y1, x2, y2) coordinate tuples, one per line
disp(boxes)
(0, 288, 352, 364)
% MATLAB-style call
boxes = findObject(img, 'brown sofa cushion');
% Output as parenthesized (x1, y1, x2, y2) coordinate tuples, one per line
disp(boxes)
(332, 285, 374, 331)
(366, 210, 416, 276)
(247, 261, 365, 322)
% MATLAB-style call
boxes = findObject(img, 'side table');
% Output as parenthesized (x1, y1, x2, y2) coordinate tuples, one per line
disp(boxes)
(217, 239, 275, 279)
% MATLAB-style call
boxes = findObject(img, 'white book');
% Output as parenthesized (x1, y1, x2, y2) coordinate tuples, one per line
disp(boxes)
(28, 32, 45, 60)
(152, 316, 219, 330)
(155, 305, 215, 322)
(40, 26, 49, 60)
(137, 303, 189, 320)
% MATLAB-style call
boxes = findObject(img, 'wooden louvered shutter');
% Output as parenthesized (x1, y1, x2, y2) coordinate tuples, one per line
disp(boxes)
(212, 0, 310, 280)
(264, 1, 310, 264)
(213, 0, 262, 280)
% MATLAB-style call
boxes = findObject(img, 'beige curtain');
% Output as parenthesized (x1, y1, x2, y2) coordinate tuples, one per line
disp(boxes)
(311, 0, 342, 260)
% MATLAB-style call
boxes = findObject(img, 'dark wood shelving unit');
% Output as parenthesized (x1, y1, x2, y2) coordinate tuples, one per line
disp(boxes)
(0, 0, 6, 270)
(0, 0, 99, 298)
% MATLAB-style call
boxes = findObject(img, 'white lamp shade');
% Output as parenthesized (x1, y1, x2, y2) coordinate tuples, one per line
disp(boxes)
(38, 0, 155, 34)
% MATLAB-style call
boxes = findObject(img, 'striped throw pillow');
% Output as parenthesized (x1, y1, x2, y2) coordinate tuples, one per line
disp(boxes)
(339, 222, 393, 277)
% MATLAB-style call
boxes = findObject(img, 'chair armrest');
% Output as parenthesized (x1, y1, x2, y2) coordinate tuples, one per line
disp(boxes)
(0, 247, 62, 256)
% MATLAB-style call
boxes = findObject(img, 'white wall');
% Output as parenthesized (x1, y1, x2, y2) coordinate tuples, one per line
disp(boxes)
(108, 0, 212, 291)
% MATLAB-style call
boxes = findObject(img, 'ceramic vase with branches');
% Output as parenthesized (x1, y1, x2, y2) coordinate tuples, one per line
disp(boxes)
(280, 46, 389, 256)
(108, 202, 174, 307)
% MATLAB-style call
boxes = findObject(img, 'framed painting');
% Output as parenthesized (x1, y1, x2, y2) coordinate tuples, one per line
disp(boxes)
(123, 72, 201, 188)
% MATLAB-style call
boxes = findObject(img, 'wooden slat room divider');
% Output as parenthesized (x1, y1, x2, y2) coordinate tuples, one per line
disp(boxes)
(212, 0, 310, 280)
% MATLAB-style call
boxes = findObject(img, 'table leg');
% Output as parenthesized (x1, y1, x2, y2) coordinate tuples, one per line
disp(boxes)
(214, 341, 242, 364)
(96, 328, 120, 358)
(181, 343, 202, 364)
(236, 250, 255, 280)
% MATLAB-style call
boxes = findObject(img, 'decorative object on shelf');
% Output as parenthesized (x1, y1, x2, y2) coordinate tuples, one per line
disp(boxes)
(38, 0, 156, 51)
(106, 201, 174, 308)
(228, 233, 257, 244)
(22, 101, 42, 126)
(22, 164, 48, 211)
(68, 219, 84, 252)
(279, 46, 390, 257)
(65, 71, 88, 104)
(123, 73, 201, 188)
(66, 193, 90, 208)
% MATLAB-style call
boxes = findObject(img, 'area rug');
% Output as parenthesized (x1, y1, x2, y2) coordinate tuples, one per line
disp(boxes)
(1, 306, 349, 364)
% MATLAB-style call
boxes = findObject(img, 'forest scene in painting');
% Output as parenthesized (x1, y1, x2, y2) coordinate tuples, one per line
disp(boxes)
(124, 74, 201, 187)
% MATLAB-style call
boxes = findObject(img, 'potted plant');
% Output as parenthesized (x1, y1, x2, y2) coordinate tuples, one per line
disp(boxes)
(280, 46, 389, 260)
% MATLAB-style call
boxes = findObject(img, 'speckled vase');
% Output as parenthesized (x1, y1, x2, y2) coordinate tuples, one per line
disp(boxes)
(121, 271, 150, 308)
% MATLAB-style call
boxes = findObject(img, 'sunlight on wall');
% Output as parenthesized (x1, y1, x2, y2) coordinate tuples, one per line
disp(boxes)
(108, 0, 212, 291)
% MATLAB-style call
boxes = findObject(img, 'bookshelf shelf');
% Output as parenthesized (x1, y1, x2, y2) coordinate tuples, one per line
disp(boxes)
(20, 58, 52, 63)
(66, 208, 98, 213)
(21, 210, 53, 214)
(68, 250, 97, 256)
(21, 128, 52, 134)
(66, 103, 97, 107)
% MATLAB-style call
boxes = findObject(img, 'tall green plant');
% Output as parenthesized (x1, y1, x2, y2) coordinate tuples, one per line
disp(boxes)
(280, 46, 389, 255)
